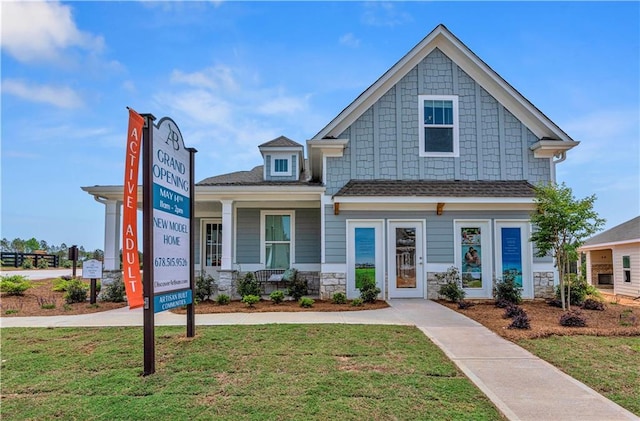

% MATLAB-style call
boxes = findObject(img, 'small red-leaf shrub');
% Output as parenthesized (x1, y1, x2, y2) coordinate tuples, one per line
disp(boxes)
(581, 299, 605, 311)
(508, 311, 530, 329)
(458, 300, 474, 309)
(559, 310, 587, 327)
(503, 304, 525, 319)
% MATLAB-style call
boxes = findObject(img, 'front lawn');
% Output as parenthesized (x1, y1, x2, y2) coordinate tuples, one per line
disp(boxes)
(1, 325, 502, 420)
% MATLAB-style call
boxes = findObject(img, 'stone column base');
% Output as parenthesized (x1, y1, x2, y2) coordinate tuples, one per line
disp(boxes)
(217, 270, 237, 299)
(319, 272, 346, 300)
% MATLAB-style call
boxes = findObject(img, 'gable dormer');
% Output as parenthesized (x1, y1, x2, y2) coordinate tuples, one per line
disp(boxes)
(258, 136, 305, 182)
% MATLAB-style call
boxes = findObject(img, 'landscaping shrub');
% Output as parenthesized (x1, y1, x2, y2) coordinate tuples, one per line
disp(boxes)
(61, 260, 73, 269)
(299, 297, 314, 308)
(37, 295, 57, 309)
(495, 299, 512, 308)
(64, 279, 88, 304)
(21, 258, 34, 269)
(436, 266, 465, 302)
(493, 274, 522, 305)
(241, 294, 260, 308)
(503, 304, 525, 319)
(555, 274, 588, 306)
(332, 292, 347, 304)
(559, 310, 587, 327)
(195, 272, 216, 302)
(216, 294, 230, 305)
(359, 277, 381, 303)
(0, 275, 33, 296)
(270, 290, 285, 304)
(237, 272, 261, 298)
(581, 298, 605, 311)
(457, 300, 474, 309)
(546, 299, 563, 308)
(351, 298, 364, 307)
(37, 258, 49, 269)
(287, 270, 308, 301)
(508, 311, 531, 329)
(101, 278, 126, 303)
(619, 309, 637, 327)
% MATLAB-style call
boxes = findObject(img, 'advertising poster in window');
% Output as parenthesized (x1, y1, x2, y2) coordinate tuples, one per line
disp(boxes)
(501, 227, 523, 287)
(355, 228, 375, 289)
(461, 227, 482, 288)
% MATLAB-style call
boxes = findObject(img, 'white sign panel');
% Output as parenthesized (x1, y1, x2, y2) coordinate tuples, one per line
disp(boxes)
(83, 259, 103, 279)
(152, 118, 190, 294)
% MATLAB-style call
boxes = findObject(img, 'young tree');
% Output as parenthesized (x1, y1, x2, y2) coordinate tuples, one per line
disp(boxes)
(530, 183, 605, 310)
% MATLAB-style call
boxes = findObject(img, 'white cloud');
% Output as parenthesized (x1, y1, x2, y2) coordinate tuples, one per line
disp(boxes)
(1, 1, 104, 63)
(361, 2, 412, 27)
(2, 79, 83, 108)
(171, 66, 239, 92)
(339, 33, 361, 48)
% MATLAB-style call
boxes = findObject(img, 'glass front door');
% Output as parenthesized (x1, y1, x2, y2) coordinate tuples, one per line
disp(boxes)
(388, 221, 424, 298)
(202, 220, 222, 278)
(495, 221, 532, 298)
(346, 220, 384, 299)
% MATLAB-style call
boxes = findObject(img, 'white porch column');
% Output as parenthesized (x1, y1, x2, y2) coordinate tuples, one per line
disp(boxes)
(221, 200, 233, 271)
(103, 200, 121, 271)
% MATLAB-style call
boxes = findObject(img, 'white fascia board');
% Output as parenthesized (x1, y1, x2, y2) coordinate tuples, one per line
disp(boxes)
(579, 240, 640, 251)
(259, 146, 303, 153)
(235, 201, 319, 209)
(530, 140, 580, 158)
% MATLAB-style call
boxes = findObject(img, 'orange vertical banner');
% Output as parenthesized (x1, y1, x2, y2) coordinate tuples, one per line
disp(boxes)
(122, 108, 145, 309)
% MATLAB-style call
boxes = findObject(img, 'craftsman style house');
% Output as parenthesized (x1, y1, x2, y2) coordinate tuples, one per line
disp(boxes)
(83, 25, 579, 300)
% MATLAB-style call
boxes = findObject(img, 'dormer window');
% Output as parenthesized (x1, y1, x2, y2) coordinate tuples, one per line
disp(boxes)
(271, 154, 292, 176)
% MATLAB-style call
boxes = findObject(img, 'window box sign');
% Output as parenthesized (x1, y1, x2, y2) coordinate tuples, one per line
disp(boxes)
(152, 118, 192, 297)
(154, 289, 192, 313)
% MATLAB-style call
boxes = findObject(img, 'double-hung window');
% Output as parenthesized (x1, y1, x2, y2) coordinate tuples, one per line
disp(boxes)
(261, 211, 294, 269)
(419, 95, 459, 157)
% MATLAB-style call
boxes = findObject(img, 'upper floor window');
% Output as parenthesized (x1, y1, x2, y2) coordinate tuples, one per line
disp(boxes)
(418, 95, 459, 157)
(270, 154, 292, 176)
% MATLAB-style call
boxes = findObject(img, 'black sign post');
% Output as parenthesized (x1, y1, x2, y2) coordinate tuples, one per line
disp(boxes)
(142, 113, 156, 376)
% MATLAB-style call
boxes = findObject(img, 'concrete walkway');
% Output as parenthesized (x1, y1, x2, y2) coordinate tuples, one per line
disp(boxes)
(1, 300, 636, 421)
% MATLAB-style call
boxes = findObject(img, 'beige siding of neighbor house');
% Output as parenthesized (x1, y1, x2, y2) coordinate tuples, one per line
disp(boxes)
(613, 243, 640, 297)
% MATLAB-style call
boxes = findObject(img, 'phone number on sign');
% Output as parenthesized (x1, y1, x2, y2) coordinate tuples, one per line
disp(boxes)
(154, 257, 188, 267)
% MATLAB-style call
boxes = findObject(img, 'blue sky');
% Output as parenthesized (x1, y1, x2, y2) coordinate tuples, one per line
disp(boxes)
(1, 1, 639, 252)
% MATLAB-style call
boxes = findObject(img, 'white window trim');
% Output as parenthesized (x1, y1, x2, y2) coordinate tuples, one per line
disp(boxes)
(418, 94, 459, 158)
(260, 210, 295, 267)
(270, 154, 293, 176)
(201, 218, 222, 268)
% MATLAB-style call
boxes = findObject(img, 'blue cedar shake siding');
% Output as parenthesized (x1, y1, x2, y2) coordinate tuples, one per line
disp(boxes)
(235, 208, 321, 265)
(323, 206, 552, 264)
(324, 48, 550, 196)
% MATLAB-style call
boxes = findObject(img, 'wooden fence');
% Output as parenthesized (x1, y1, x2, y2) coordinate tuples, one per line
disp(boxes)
(1, 252, 60, 268)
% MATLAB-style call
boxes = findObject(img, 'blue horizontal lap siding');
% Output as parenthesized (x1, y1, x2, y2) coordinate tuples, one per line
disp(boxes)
(265, 154, 298, 181)
(325, 48, 551, 196)
(236, 209, 260, 264)
(235, 208, 320, 265)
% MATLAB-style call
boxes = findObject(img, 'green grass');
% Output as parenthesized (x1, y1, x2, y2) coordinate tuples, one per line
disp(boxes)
(517, 336, 640, 415)
(1, 325, 501, 420)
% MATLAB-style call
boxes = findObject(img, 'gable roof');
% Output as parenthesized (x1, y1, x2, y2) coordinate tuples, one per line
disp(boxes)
(312, 24, 575, 144)
(581, 216, 640, 248)
(197, 164, 317, 186)
(259, 136, 303, 148)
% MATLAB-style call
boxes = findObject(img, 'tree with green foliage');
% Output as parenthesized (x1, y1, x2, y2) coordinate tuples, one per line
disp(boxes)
(530, 182, 605, 311)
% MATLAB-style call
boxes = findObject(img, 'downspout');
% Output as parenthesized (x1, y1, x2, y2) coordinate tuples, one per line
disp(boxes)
(551, 151, 567, 183)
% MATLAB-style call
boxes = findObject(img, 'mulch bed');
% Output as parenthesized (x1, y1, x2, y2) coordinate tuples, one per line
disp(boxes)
(439, 299, 640, 340)
(171, 299, 389, 314)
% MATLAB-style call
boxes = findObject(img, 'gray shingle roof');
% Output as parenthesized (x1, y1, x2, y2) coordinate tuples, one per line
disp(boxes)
(197, 165, 318, 186)
(259, 136, 302, 148)
(333, 180, 536, 198)
(582, 216, 640, 246)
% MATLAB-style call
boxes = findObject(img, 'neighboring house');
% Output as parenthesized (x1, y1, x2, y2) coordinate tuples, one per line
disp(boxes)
(579, 216, 640, 299)
(83, 24, 579, 300)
